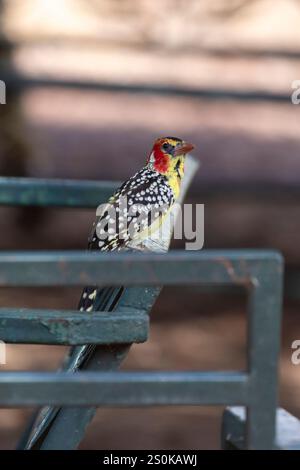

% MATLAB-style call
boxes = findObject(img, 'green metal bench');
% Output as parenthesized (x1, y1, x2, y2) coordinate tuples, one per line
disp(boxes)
(0, 173, 284, 450)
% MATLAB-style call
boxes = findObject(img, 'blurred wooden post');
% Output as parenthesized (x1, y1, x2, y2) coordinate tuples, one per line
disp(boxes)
(0, 0, 29, 177)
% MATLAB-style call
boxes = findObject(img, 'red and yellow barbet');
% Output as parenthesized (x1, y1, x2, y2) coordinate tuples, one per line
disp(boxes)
(25, 136, 194, 449)
(79, 136, 194, 312)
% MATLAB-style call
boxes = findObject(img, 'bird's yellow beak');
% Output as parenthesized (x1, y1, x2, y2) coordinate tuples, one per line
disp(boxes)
(174, 141, 194, 157)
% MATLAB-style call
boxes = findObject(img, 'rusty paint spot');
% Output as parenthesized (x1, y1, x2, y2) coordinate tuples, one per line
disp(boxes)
(216, 257, 251, 286)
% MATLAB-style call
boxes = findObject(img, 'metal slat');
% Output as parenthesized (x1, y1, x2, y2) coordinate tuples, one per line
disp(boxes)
(0, 371, 248, 407)
(246, 263, 282, 449)
(4, 177, 300, 208)
(0, 250, 282, 286)
(0, 308, 148, 345)
(0, 177, 119, 207)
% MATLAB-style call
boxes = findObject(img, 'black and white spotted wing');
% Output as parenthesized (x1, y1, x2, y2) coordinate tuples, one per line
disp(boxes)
(78, 167, 175, 312)
(87, 167, 175, 253)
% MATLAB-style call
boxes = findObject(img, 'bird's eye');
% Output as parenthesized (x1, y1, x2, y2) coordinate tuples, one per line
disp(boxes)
(162, 142, 170, 150)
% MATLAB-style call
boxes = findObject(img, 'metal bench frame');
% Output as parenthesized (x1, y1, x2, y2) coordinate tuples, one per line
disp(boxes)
(0, 177, 283, 450)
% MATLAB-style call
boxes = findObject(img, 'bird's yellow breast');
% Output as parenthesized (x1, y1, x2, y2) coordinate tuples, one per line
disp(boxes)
(164, 157, 185, 200)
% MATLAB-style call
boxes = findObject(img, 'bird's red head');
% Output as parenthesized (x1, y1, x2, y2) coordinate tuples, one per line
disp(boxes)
(148, 137, 194, 175)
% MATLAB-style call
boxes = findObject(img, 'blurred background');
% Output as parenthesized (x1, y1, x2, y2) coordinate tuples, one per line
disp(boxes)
(0, 0, 300, 449)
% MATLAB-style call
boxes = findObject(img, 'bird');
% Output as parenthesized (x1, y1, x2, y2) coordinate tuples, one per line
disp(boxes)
(80, 136, 194, 311)
(24, 136, 195, 449)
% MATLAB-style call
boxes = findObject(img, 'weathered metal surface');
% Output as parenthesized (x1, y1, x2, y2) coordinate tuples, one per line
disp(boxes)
(0, 249, 281, 450)
(4, 178, 300, 208)
(246, 261, 283, 450)
(0, 308, 148, 345)
(0, 249, 282, 287)
(0, 371, 248, 407)
(0, 177, 119, 207)
(222, 407, 300, 450)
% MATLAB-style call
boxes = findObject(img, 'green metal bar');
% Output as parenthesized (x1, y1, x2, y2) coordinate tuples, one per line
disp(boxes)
(0, 250, 281, 286)
(0, 371, 248, 407)
(0, 308, 148, 345)
(0, 177, 119, 208)
(3, 177, 300, 208)
(246, 257, 283, 449)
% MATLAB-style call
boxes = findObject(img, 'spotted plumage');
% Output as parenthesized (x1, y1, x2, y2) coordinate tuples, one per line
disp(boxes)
(78, 169, 175, 312)
(78, 136, 194, 312)
(88, 168, 174, 251)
